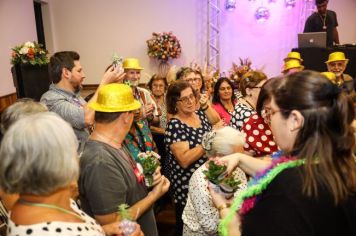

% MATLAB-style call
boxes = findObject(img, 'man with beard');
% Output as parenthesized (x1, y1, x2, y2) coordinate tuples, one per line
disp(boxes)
(41, 51, 124, 150)
(304, 0, 339, 47)
(325, 51, 354, 93)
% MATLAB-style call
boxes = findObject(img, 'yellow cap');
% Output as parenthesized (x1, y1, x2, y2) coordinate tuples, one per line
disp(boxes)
(325, 52, 349, 63)
(321, 72, 337, 83)
(123, 58, 144, 70)
(89, 84, 141, 112)
(282, 60, 304, 73)
(284, 52, 303, 62)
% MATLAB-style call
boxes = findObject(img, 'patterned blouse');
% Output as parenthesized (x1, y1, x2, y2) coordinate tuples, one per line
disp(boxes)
(164, 110, 212, 206)
(242, 114, 278, 157)
(182, 164, 247, 235)
(7, 199, 105, 236)
(229, 103, 254, 131)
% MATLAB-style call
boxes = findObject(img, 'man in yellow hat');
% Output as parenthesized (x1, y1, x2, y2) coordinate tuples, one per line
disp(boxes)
(41, 51, 124, 151)
(303, 0, 339, 47)
(283, 52, 303, 63)
(122, 58, 161, 160)
(325, 51, 354, 93)
(282, 59, 304, 75)
(79, 83, 169, 236)
(122, 58, 159, 121)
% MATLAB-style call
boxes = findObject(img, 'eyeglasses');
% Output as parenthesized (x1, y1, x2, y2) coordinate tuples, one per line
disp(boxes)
(178, 94, 196, 104)
(251, 86, 263, 89)
(184, 78, 200, 84)
(261, 107, 285, 124)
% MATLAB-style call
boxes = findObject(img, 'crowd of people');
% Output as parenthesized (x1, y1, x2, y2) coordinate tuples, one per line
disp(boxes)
(0, 1, 355, 233)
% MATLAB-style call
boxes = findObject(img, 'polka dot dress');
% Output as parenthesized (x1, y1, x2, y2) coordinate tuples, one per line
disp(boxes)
(164, 110, 212, 206)
(7, 200, 105, 236)
(229, 103, 254, 131)
(242, 114, 278, 157)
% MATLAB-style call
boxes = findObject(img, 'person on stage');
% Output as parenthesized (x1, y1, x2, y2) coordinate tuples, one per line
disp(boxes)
(303, 0, 339, 47)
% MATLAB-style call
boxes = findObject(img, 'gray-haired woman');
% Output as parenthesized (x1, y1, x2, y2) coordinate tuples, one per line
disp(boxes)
(182, 126, 248, 235)
(0, 112, 142, 236)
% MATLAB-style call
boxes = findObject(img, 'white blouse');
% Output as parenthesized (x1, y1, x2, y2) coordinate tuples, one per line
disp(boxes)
(182, 164, 248, 236)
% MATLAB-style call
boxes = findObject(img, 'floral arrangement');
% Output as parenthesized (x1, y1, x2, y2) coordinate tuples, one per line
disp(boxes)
(229, 58, 252, 83)
(203, 159, 241, 198)
(136, 151, 161, 187)
(11, 41, 49, 65)
(117, 204, 136, 236)
(146, 32, 182, 62)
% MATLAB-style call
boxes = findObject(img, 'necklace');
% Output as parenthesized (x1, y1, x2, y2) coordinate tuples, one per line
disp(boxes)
(319, 13, 327, 30)
(18, 199, 84, 221)
(218, 156, 305, 236)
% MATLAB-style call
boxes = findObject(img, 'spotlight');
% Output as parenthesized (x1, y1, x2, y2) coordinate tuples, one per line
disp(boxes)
(225, 0, 236, 11)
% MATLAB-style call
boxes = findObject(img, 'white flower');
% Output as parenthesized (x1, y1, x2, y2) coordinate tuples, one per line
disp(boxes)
(19, 47, 29, 55)
(24, 41, 35, 48)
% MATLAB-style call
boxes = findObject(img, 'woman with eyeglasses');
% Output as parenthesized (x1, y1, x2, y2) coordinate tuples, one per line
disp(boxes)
(165, 80, 212, 236)
(229, 71, 277, 157)
(240, 78, 279, 157)
(209, 71, 356, 236)
(229, 71, 267, 131)
(177, 67, 221, 126)
(212, 77, 237, 125)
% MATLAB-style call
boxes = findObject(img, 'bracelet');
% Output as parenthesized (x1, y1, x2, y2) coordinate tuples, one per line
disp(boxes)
(217, 203, 230, 211)
(201, 105, 209, 111)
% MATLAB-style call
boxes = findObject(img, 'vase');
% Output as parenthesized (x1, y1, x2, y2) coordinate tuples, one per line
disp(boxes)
(11, 64, 50, 101)
(157, 61, 170, 78)
(208, 182, 234, 199)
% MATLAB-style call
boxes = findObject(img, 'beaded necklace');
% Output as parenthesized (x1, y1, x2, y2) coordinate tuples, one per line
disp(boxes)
(218, 156, 305, 236)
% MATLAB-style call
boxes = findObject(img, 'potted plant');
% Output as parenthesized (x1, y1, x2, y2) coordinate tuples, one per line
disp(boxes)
(136, 151, 161, 187)
(117, 204, 137, 236)
(203, 159, 241, 198)
(10, 41, 50, 101)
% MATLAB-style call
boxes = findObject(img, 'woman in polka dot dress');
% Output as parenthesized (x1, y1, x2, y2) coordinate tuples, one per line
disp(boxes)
(0, 113, 142, 236)
(165, 81, 212, 236)
(229, 71, 267, 131)
(241, 78, 281, 157)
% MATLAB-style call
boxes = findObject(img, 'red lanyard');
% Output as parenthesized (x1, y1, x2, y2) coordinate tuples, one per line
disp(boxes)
(119, 147, 144, 184)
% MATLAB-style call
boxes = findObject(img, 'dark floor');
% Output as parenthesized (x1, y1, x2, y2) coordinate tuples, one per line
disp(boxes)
(155, 194, 176, 236)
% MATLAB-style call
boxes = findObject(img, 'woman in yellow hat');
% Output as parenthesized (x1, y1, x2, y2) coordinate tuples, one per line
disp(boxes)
(325, 51, 354, 94)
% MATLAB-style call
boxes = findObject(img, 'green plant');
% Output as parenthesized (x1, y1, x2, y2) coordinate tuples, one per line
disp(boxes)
(202, 160, 227, 185)
(220, 174, 241, 192)
(118, 204, 136, 236)
(137, 151, 161, 186)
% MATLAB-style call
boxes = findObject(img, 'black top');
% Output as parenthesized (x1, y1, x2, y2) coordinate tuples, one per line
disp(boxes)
(242, 167, 356, 236)
(304, 10, 338, 47)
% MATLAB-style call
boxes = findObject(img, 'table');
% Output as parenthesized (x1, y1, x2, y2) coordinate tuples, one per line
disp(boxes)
(292, 47, 356, 77)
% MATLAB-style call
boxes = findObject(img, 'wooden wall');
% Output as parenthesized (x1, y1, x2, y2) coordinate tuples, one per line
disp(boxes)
(0, 93, 17, 113)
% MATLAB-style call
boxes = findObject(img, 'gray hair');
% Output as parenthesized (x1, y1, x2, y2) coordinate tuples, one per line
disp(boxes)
(202, 126, 245, 157)
(0, 112, 79, 195)
(0, 99, 48, 134)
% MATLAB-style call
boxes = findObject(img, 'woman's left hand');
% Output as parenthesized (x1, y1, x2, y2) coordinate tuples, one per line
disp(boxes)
(199, 93, 210, 108)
